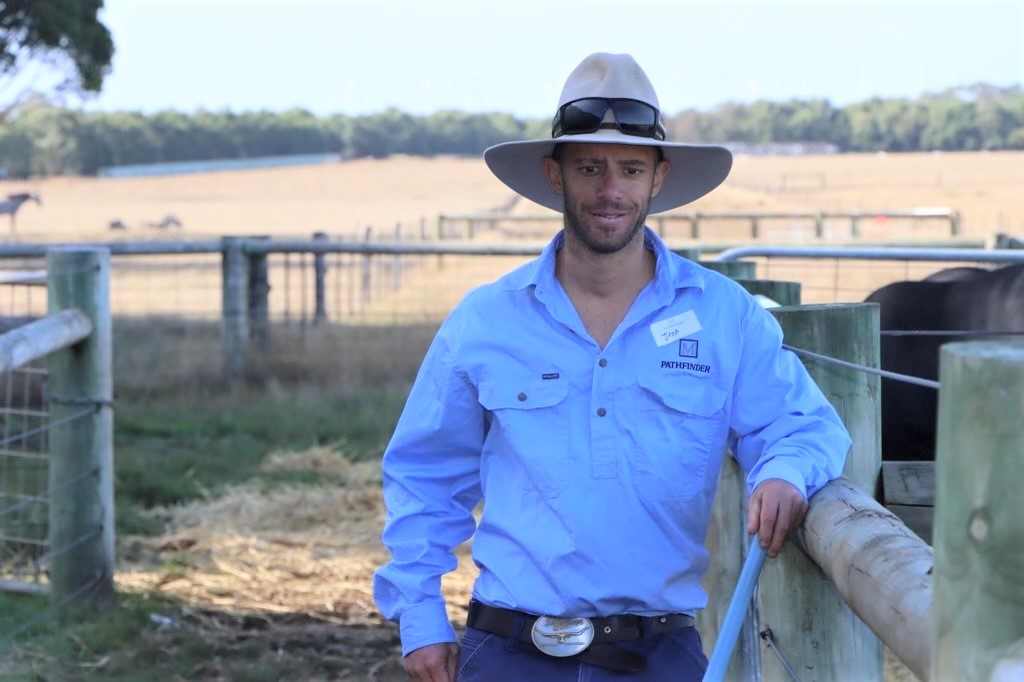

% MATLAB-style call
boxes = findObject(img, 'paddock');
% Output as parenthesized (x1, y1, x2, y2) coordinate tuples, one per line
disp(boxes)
(1, 237, 1023, 680)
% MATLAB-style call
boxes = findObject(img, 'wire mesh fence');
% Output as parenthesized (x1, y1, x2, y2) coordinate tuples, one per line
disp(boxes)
(0, 274, 50, 592)
(6, 233, 1020, 393)
(0, 362, 50, 585)
(0, 249, 114, 649)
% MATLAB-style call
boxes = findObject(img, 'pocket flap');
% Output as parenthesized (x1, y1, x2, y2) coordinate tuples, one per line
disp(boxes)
(479, 373, 568, 410)
(637, 375, 727, 417)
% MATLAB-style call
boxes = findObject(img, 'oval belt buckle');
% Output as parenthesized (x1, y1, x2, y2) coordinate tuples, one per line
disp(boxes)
(530, 615, 595, 657)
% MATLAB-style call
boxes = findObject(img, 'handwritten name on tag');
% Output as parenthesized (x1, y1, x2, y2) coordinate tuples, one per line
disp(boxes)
(650, 310, 702, 347)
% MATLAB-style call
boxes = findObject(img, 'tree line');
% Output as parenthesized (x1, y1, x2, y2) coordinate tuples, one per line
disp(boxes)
(0, 84, 1021, 179)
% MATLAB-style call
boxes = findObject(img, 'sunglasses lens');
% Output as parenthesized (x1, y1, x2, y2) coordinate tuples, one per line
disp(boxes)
(552, 98, 663, 139)
(610, 100, 658, 135)
(560, 99, 608, 135)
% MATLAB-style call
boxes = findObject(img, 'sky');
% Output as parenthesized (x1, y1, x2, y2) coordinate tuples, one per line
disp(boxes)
(8, 0, 1024, 119)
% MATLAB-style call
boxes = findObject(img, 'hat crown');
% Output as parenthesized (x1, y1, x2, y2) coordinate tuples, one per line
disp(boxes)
(557, 53, 661, 110)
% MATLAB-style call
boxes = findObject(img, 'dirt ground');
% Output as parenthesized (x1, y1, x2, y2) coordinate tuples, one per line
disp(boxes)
(115, 450, 477, 681)
(5, 152, 1019, 679)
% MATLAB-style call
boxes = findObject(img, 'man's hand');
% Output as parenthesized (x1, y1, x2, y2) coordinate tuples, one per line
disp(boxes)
(747, 478, 808, 558)
(403, 642, 459, 682)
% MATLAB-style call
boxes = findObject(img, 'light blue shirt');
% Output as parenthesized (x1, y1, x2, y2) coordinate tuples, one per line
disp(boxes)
(373, 228, 850, 656)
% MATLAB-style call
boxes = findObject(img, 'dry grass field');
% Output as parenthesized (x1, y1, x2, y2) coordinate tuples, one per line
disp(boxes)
(3, 151, 1022, 243)
(3, 150, 1022, 321)
(3, 151, 1021, 680)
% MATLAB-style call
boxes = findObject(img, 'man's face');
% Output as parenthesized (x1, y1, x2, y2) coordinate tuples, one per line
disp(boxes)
(543, 143, 669, 255)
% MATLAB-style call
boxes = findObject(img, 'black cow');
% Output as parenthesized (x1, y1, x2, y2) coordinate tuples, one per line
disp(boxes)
(865, 263, 1024, 460)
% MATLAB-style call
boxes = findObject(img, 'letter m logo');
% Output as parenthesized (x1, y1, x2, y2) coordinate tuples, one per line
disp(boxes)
(678, 339, 698, 358)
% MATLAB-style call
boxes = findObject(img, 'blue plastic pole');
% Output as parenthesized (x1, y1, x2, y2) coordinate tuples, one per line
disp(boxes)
(702, 537, 768, 682)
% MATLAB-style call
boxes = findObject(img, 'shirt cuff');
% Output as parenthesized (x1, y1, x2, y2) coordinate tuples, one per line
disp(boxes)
(399, 600, 458, 657)
(749, 460, 808, 500)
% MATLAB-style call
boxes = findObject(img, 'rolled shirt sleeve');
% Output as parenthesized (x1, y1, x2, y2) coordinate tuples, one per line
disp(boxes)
(372, 317, 484, 656)
(728, 304, 851, 499)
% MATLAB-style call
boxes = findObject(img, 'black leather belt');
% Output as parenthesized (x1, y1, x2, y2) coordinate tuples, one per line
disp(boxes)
(466, 599, 695, 673)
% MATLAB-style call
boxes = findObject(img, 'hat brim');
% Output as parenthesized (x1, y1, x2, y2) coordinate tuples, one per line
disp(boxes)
(484, 130, 733, 214)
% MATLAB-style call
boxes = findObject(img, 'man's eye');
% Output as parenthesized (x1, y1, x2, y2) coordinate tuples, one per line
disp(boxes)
(580, 166, 598, 174)
(624, 168, 643, 176)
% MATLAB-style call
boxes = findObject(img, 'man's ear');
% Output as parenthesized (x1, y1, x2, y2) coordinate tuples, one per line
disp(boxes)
(542, 157, 564, 195)
(650, 159, 671, 198)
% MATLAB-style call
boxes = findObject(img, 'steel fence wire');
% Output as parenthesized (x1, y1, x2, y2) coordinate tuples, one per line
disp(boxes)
(0, 252, 113, 651)
(0, 400, 98, 589)
(0, 571, 106, 647)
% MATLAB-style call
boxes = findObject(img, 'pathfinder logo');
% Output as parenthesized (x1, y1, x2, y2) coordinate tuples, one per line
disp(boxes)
(661, 360, 711, 374)
(678, 339, 699, 358)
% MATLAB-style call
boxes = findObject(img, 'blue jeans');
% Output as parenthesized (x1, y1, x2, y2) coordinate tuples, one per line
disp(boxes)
(456, 625, 707, 681)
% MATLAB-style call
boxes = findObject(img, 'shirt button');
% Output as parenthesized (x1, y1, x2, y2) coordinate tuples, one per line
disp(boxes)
(599, 358, 608, 367)
(517, 392, 527, 401)
(596, 408, 607, 417)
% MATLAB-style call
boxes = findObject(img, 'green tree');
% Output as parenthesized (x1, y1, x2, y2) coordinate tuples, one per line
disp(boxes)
(0, 122, 33, 176)
(3, 95, 82, 174)
(0, 0, 114, 95)
(922, 98, 980, 150)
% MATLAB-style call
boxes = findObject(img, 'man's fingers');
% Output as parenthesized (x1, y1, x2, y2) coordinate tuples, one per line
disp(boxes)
(758, 496, 779, 552)
(747, 493, 762, 535)
(403, 643, 458, 682)
(767, 496, 809, 557)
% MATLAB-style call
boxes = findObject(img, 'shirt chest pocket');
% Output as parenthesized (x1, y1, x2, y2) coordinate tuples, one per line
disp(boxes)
(634, 377, 729, 500)
(478, 374, 570, 498)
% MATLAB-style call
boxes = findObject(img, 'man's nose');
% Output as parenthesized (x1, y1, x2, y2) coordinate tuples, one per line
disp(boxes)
(596, 171, 624, 199)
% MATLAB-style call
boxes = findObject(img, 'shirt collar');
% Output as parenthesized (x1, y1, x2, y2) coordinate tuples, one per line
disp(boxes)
(508, 227, 707, 295)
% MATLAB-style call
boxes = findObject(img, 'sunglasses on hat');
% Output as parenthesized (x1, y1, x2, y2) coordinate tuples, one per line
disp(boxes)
(551, 98, 666, 141)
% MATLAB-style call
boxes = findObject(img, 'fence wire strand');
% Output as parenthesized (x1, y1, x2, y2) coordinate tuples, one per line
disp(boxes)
(0, 571, 106, 647)
(760, 628, 801, 682)
(0, 406, 95, 450)
(34, 525, 103, 570)
(881, 329, 1024, 337)
(0, 468, 98, 521)
(782, 344, 941, 390)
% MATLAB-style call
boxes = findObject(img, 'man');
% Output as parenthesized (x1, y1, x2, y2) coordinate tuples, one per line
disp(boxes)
(374, 53, 850, 681)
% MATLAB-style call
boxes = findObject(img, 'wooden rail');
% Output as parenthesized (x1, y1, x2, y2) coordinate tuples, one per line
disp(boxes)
(800, 478, 933, 680)
(438, 208, 962, 239)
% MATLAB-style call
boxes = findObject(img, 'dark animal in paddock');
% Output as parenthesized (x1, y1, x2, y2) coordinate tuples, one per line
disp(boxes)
(109, 219, 128, 231)
(866, 264, 1024, 460)
(0, 193, 41, 233)
(920, 266, 988, 283)
(144, 214, 182, 230)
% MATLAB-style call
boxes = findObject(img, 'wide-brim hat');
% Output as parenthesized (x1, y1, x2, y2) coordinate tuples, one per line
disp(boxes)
(483, 53, 733, 215)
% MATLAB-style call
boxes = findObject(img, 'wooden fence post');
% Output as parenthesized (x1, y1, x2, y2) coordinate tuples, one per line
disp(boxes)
(737, 280, 802, 307)
(313, 232, 328, 324)
(46, 247, 115, 613)
(361, 226, 372, 307)
(392, 222, 402, 291)
(757, 302, 883, 680)
(932, 340, 1024, 681)
(221, 237, 248, 380)
(248, 236, 270, 353)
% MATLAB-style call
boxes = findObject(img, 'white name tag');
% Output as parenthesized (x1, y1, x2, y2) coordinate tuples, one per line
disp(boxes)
(650, 310, 702, 347)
